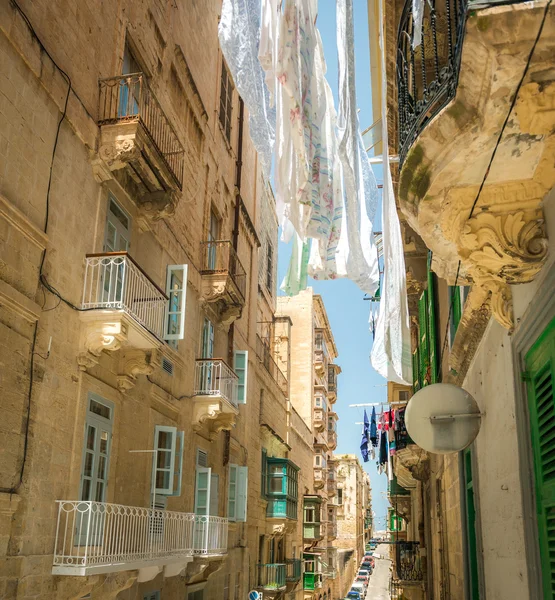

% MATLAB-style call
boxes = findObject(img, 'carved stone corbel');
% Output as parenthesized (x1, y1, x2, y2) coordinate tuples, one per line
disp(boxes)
(78, 321, 128, 370)
(116, 349, 160, 393)
(136, 190, 179, 232)
(461, 210, 548, 285)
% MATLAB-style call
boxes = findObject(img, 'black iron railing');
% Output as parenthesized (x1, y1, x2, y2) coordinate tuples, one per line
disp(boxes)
(395, 541, 423, 581)
(286, 558, 302, 581)
(200, 241, 247, 301)
(256, 335, 288, 395)
(397, 0, 468, 164)
(98, 73, 185, 189)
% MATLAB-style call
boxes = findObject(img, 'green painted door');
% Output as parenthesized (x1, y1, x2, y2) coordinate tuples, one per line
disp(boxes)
(525, 316, 555, 598)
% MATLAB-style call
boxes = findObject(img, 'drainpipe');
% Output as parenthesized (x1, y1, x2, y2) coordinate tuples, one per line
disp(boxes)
(224, 98, 245, 467)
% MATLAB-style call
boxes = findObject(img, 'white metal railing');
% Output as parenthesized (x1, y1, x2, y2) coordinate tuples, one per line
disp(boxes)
(82, 253, 167, 340)
(193, 515, 229, 555)
(194, 359, 239, 407)
(53, 502, 229, 573)
(53, 501, 195, 570)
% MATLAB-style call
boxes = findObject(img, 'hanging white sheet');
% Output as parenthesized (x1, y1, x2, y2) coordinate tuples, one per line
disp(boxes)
(412, 0, 425, 49)
(218, 0, 275, 177)
(370, 0, 413, 386)
(335, 0, 380, 296)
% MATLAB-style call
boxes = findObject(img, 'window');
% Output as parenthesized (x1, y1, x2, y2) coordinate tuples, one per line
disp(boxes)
(188, 591, 204, 600)
(219, 60, 233, 142)
(207, 210, 221, 270)
(165, 265, 188, 343)
(201, 318, 214, 358)
(233, 350, 248, 404)
(104, 196, 130, 253)
(80, 394, 113, 503)
(264, 458, 299, 519)
(120, 44, 141, 117)
(153, 425, 184, 496)
(337, 488, 343, 505)
(266, 241, 274, 292)
(315, 455, 321, 467)
(143, 593, 160, 600)
(315, 396, 327, 411)
(227, 464, 248, 522)
(399, 390, 409, 402)
(194, 465, 219, 516)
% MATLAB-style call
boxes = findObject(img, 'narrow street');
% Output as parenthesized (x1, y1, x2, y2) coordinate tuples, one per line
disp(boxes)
(365, 544, 391, 600)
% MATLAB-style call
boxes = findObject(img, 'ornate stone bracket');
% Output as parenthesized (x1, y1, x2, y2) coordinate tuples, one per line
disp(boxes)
(192, 398, 238, 438)
(185, 556, 226, 585)
(117, 349, 161, 392)
(136, 189, 179, 232)
(77, 320, 128, 371)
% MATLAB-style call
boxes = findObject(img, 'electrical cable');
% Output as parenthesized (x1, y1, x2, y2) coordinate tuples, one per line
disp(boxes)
(436, 0, 551, 380)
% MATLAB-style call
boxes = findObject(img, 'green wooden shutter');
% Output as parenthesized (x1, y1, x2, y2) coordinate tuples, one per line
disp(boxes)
(464, 448, 480, 599)
(412, 348, 420, 392)
(427, 255, 439, 384)
(418, 290, 429, 385)
(525, 316, 555, 599)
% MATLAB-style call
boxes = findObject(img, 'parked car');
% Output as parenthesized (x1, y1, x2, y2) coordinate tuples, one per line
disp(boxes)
(355, 575, 369, 588)
(346, 592, 362, 600)
(358, 569, 370, 582)
(351, 582, 366, 597)
(361, 560, 373, 570)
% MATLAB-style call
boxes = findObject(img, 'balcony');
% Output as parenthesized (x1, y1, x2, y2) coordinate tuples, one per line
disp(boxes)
(313, 407, 326, 432)
(192, 359, 239, 436)
(96, 73, 184, 224)
(303, 572, 323, 591)
(327, 364, 339, 402)
(286, 558, 302, 582)
(396, 0, 553, 331)
(328, 521, 337, 540)
(256, 335, 288, 396)
(199, 241, 246, 325)
(327, 429, 337, 451)
(314, 331, 329, 376)
(327, 475, 337, 498)
(78, 253, 167, 381)
(395, 542, 423, 582)
(257, 563, 286, 592)
(313, 467, 325, 490)
(52, 501, 228, 580)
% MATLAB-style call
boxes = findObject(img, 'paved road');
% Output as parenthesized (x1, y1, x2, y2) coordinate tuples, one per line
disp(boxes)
(364, 544, 391, 600)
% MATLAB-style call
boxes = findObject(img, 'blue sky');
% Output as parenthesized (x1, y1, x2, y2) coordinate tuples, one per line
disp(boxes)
(276, 0, 389, 532)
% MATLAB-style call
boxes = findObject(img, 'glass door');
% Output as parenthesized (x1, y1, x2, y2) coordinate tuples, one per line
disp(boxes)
(200, 318, 215, 392)
(119, 44, 141, 118)
(102, 196, 130, 304)
(207, 210, 220, 270)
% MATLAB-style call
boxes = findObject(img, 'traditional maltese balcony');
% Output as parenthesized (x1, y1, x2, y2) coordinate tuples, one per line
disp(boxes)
(199, 241, 246, 326)
(52, 501, 228, 581)
(396, 0, 554, 331)
(314, 330, 329, 376)
(327, 364, 340, 403)
(96, 73, 184, 226)
(256, 563, 287, 593)
(192, 359, 239, 437)
(77, 252, 167, 386)
(313, 406, 326, 432)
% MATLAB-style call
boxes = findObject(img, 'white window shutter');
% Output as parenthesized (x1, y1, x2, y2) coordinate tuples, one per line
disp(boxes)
(153, 425, 177, 495)
(234, 350, 248, 404)
(210, 473, 219, 516)
(164, 264, 188, 341)
(168, 431, 184, 497)
(236, 466, 248, 522)
(228, 464, 237, 521)
(194, 467, 211, 515)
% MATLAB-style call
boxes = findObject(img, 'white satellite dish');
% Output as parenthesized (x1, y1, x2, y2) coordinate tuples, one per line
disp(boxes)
(405, 383, 481, 454)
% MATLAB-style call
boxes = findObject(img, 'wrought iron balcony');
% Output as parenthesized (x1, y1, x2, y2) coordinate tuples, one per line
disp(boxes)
(256, 335, 288, 395)
(395, 541, 423, 582)
(199, 241, 246, 323)
(52, 501, 228, 578)
(192, 359, 239, 434)
(397, 0, 467, 164)
(98, 73, 184, 189)
(286, 558, 302, 582)
(81, 252, 167, 342)
(257, 563, 286, 591)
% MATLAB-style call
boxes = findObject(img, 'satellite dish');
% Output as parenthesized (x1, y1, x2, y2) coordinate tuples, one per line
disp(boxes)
(405, 383, 481, 454)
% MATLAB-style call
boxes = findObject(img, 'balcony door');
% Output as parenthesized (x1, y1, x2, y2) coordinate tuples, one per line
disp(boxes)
(102, 197, 130, 304)
(207, 210, 220, 270)
(77, 394, 113, 545)
(199, 318, 214, 392)
(120, 44, 141, 118)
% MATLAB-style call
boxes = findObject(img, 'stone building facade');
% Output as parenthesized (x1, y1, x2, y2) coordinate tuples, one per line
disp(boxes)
(0, 2, 343, 600)
(331, 454, 370, 599)
(276, 289, 341, 600)
(370, 0, 555, 598)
